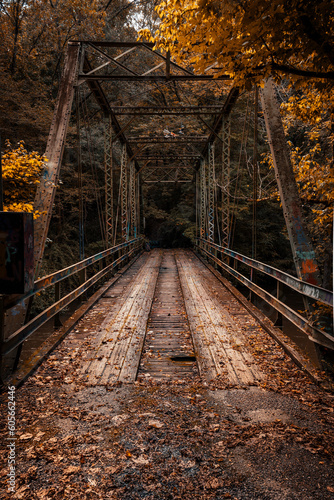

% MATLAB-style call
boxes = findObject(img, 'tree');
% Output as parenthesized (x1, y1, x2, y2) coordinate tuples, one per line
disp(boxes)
(139, 0, 334, 92)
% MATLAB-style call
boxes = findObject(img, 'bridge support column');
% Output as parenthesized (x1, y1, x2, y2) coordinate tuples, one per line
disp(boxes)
(260, 79, 320, 286)
(221, 115, 230, 250)
(208, 143, 215, 244)
(120, 144, 128, 243)
(195, 170, 199, 242)
(104, 115, 114, 248)
(200, 159, 207, 253)
(129, 161, 137, 238)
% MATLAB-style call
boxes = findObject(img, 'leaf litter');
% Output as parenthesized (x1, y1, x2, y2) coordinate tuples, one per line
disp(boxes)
(1, 300, 334, 499)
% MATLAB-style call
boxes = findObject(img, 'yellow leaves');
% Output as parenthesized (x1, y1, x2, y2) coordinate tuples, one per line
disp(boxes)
(147, 0, 334, 93)
(2, 140, 44, 216)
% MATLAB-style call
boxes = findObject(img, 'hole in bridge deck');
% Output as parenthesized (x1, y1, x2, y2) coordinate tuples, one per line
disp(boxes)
(170, 355, 197, 363)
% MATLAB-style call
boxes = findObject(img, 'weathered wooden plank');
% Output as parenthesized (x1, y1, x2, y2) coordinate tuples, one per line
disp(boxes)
(79, 253, 151, 372)
(176, 250, 263, 385)
(175, 258, 218, 380)
(85, 252, 161, 384)
(110, 263, 160, 382)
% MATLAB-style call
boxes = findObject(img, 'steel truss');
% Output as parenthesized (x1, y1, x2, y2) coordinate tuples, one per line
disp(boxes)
(3, 39, 329, 383)
(221, 115, 231, 248)
(200, 160, 207, 240)
(110, 106, 225, 115)
(142, 166, 194, 184)
(78, 41, 230, 84)
(260, 79, 320, 285)
(120, 145, 128, 242)
(129, 162, 137, 238)
(104, 115, 113, 247)
(127, 136, 208, 144)
(208, 144, 215, 243)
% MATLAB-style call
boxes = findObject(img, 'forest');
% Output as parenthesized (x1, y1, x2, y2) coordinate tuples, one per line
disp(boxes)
(1, 0, 333, 291)
(1, 3, 334, 499)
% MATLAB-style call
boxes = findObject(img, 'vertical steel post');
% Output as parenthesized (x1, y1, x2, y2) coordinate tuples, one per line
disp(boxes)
(130, 162, 136, 238)
(76, 87, 84, 261)
(221, 115, 231, 248)
(54, 282, 62, 328)
(200, 160, 206, 247)
(195, 171, 199, 242)
(252, 87, 258, 260)
(136, 170, 141, 236)
(104, 115, 113, 248)
(34, 42, 81, 276)
(0, 134, 3, 211)
(260, 79, 321, 285)
(208, 143, 215, 243)
(120, 144, 128, 242)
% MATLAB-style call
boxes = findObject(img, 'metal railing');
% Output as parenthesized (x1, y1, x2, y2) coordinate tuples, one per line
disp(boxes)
(196, 238, 334, 350)
(1, 238, 142, 359)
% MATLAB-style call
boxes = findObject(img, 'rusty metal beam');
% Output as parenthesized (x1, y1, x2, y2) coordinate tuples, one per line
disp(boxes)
(202, 87, 240, 156)
(78, 74, 230, 82)
(260, 79, 321, 285)
(127, 136, 208, 143)
(79, 41, 155, 47)
(142, 166, 195, 170)
(34, 42, 81, 276)
(136, 155, 200, 160)
(110, 106, 225, 115)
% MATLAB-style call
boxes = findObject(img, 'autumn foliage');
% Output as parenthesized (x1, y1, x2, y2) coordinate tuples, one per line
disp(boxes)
(2, 141, 45, 215)
(139, 0, 334, 91)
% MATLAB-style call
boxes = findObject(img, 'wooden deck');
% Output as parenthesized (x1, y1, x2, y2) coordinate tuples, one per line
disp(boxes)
(76, 249, 263, 386)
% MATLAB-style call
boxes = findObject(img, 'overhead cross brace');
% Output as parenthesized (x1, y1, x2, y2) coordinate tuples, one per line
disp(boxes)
(136, 155, 201, 160)
(110, 106, 225, 115)
(127, 136, 208, 143)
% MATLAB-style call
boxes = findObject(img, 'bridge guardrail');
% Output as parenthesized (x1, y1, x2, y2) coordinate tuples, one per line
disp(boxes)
(1, 238, 143, 359)
(196, 238, 334, 350)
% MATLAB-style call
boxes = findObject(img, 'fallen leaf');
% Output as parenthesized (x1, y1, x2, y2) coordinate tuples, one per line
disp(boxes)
(132, 455, 149, 465)
(63, 466, 81, 475)
(19, 433, 33, 441)
(148, 420, 164, 429)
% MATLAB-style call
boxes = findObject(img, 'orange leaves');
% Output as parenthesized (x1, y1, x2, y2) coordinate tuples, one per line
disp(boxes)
(2, 140, 45, 215)
(141, 0, 334, 93)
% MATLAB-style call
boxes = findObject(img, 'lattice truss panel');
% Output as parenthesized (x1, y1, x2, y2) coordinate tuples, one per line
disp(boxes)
(77, 41, 237, 183)
(104, 116, 113, 246)
(221, 116, 231, 248)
